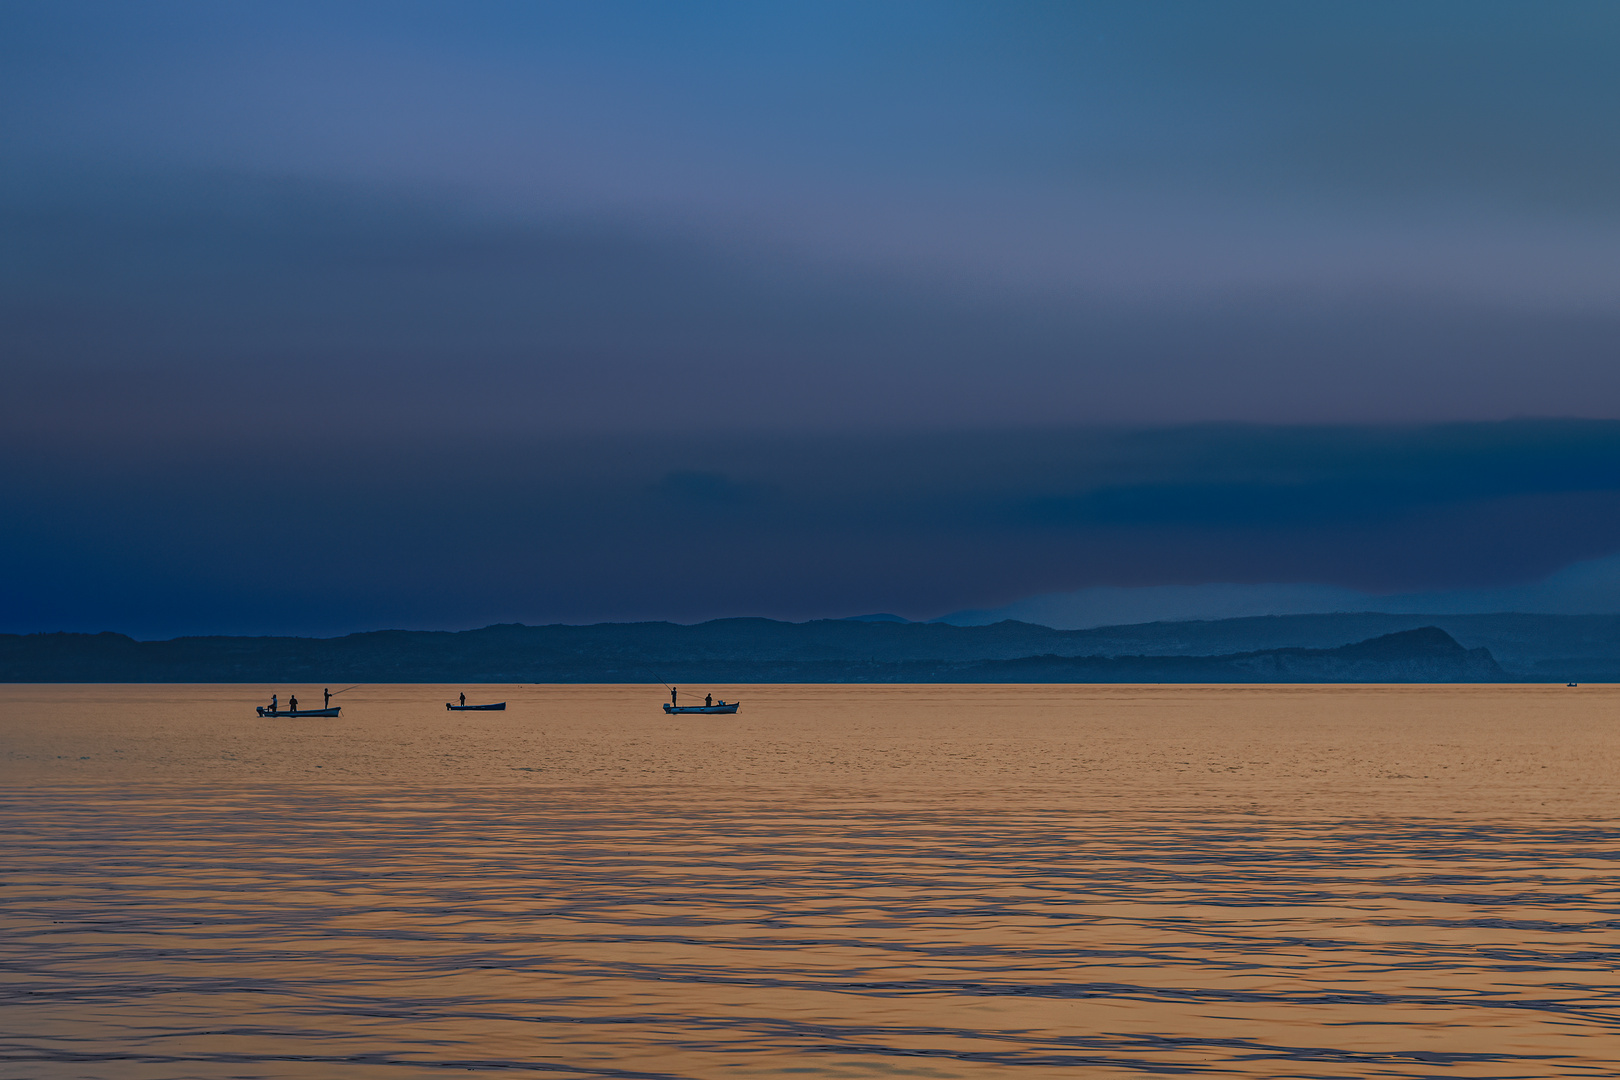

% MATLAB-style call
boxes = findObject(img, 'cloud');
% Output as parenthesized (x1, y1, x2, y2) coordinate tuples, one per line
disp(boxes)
(11, 3, 1620, 308)
(9, 6, 1620, 635)
(650, 471, 771, 507)
(942, 552, 1620, 630)
(10, 168, 1620, 445)
(5, 421, 1620, 637)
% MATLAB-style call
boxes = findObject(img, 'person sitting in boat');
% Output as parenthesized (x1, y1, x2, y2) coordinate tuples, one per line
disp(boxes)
(269, 693, 278, 712)
(705, 694, 712, 706)
(289, 694, 298, 712)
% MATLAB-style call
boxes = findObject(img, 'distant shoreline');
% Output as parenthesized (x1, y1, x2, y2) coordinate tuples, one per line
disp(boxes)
(7, 614, 1612, 683)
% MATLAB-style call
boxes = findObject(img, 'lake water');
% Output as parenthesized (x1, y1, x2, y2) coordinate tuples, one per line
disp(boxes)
(4, 684, 1619, 1078)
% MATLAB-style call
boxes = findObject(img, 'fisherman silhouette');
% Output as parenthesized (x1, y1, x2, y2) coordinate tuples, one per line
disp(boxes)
(269, 693, 277, 712)
(671, 686, 678, 707)
(324, 688, 331, 708)
(705, 694, 712, 706)
(460, 693, 465, 706)
(289, 695, 298, 713)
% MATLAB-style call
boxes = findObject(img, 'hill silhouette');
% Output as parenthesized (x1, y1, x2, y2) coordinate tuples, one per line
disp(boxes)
(0, 621, 1511, 682)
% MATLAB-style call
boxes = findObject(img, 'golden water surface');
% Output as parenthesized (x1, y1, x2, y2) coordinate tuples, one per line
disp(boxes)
(3, 683, 1619, 1078)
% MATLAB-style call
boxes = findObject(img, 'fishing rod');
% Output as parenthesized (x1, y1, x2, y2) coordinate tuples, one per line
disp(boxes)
(643, 670, 682, 704)
(329, 685, 361, 696)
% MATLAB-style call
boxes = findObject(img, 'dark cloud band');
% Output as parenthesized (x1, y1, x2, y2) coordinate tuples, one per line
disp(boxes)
(4, 422, 1619, 637)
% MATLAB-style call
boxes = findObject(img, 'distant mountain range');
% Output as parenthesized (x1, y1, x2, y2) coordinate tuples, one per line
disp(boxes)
(9, 613, 1616, 682)
(939, 553, 1620, 629)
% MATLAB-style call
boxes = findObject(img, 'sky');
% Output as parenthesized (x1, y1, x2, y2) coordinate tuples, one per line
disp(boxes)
(7, 1, 1620, 636)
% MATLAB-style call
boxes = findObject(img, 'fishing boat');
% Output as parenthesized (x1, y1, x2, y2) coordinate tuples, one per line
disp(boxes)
(663, 701, 740, 714)
(256, 706, 341, 718)
(447, 702, 506, 711)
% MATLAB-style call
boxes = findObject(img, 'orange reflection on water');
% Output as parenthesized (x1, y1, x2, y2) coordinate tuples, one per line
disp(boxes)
(3, 683, 1619, 1077)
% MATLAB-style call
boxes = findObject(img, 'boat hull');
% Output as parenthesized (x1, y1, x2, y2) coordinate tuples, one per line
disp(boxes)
(256, 707, 340, 718)
(447, 703, 506, 711)
(663, 703, 740, 714)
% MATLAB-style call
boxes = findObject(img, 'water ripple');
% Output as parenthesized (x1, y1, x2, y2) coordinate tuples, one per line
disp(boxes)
(6, 782, 1620, 1078)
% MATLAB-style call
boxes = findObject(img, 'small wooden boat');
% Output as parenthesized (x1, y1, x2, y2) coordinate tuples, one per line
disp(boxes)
(663, 701, 740, 714)
(257, 706, 340, 718)
(447, 702, 506, 711)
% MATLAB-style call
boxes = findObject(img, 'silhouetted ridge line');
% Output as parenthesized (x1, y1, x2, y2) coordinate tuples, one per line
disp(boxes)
(962, 627, 1502, 682)
(0, 620, 1541, 682)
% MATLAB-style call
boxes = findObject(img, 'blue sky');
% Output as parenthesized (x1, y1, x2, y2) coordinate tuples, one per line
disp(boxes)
(6, 2, 1620, 634)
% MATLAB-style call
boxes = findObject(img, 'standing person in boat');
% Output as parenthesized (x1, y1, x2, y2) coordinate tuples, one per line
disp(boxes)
(324, 688, 331, 708)
(705, 693, 712, 707)
(289, 694, 298, 713)
(269, 693, 278, 713)
(671, 686, 678, 707)
(459, 693, 465, 707)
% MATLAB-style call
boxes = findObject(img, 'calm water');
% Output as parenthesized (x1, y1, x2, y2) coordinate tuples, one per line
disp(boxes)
(4, 684, 1620, 1078)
